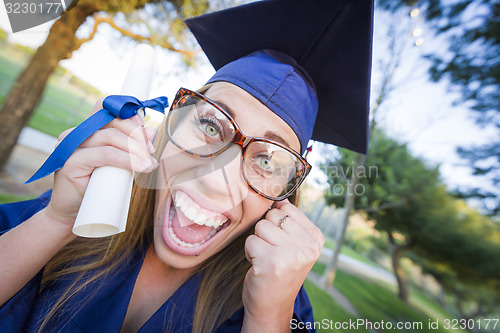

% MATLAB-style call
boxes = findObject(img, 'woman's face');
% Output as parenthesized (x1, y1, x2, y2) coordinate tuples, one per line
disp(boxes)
(153, 82, 301, 269)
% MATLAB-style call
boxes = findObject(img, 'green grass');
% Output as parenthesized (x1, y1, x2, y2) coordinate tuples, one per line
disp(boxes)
(0, 51, 98, 138)
(334, 271, 465, 333)
(0, 193, 35, 204)
(304, 279, 369, 332)
(310, 261, 466, 333)
(410, 288, 457, 323)
(323, 237, 380, 268)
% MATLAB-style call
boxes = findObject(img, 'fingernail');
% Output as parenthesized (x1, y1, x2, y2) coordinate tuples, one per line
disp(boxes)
(147, 141, 156, 154)
(135, 115, 145, 126)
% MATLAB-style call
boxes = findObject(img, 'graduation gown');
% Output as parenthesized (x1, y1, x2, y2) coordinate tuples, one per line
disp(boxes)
(0, 191, 316, 332)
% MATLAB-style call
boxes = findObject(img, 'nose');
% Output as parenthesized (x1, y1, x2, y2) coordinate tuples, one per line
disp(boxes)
(194, 144, 250, 210)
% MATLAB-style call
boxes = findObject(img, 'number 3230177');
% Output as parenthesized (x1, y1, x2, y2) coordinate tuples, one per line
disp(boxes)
(444, 318, 498, 330)
(5, 2, 63, 14)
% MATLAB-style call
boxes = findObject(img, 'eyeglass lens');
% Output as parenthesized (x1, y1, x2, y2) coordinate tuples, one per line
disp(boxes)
(167, 94, 305, 199)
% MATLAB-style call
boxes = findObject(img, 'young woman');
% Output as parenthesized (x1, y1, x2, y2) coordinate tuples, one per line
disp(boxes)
(0, 0, 373, 332)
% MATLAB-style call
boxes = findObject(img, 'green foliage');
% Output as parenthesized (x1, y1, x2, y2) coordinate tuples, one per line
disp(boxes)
(0, 27, 7, 40)
(413, 198, 500, 285)
(378, 0, 500, 217)
(119, 0, 224, 65)
(322, 128, 440, 228)
(321, 128, 500, 316)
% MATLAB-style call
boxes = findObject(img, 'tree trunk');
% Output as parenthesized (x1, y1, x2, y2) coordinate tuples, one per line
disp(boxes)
(0, 4, 97, 171)
(321, 153, 367, 288)
(388, 232, 409, 303)
(312, 200, 326, 226)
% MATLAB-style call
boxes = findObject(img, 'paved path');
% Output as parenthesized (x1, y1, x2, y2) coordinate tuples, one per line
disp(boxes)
(0, 128, 54, 197)
(311, 248, 396, 320)
(319, 247, 396, 287)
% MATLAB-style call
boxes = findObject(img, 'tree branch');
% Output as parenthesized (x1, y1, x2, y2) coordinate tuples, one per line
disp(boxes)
(74, 13, 102, 48)
(76, 15, 196, 58)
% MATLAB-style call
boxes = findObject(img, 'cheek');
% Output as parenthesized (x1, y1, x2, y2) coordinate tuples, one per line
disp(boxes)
(158, 142, 201, 184)
(239, 193, 272, 230)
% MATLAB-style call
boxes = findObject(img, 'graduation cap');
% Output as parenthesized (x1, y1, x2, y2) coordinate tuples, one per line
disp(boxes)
(185, 0, 373, 154)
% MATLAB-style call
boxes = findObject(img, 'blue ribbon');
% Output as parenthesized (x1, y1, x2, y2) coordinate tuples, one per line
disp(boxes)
(25, 95, 169, 184)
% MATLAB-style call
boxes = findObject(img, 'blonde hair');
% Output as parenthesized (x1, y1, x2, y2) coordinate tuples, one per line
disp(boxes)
(40, 85, 299, 332)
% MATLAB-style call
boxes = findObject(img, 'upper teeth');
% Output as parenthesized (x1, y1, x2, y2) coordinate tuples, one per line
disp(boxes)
(174, 191, 228, 228)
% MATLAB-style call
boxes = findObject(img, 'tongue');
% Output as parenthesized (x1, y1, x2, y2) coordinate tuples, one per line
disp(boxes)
(171, 207, 213, 243)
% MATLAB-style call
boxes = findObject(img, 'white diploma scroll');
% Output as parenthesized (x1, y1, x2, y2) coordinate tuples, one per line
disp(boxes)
(72, 44, 156, 237)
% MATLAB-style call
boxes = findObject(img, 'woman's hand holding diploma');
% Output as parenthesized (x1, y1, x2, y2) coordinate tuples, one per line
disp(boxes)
(0, 105, 158, 306)
(46, 103, 159, 229)
(242, 199, 325, 332)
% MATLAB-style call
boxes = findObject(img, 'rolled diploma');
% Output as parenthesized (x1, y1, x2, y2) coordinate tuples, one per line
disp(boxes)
(72, 44, 156, 237)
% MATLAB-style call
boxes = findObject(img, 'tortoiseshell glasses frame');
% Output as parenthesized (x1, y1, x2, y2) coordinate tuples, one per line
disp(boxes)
(166, 87, 312, 201)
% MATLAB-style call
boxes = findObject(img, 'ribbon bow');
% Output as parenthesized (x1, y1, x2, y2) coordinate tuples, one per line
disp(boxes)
(25, 95, 169, 184)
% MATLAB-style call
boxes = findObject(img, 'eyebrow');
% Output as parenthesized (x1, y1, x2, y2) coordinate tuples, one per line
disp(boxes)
(263, 131, 291, 147)
(212, 99, 292, 148)
(212, 99, 236, 118)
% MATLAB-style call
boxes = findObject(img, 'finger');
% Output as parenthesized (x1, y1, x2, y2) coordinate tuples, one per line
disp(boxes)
(269, 203, 324, 248)
(144, 126, 157, 145)
(245, 234, 273, 264)
(266, 211, 310, 245)
(275, 199, 310, 227)
(57, 127, 75, 142)
(265, 208, 290, 227)
(79, 128, 153, 163)
(254, 219, 284, 246)
(265, 214, 322, 265)
(63, 146, 157, 175)
(104, 114, 142, 133)
(89, 98, 104, 116)
(107, 117, 154, 153)
(265, 208, 299, 230)
(274, 198, 289, 209)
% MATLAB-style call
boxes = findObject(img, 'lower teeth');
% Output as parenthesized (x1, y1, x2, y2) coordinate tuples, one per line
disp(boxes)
(169, 208, 220, 248)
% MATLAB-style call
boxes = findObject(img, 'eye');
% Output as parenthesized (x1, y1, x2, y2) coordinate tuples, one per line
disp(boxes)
(197, 115, 224, 141)
(259, 156, 272, 169)
(250, 154, 275, 176)
(203, 123, 219, 137)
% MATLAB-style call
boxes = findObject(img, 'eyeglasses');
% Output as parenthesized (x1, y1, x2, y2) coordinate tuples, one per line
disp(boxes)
(166, 88, 311, 201)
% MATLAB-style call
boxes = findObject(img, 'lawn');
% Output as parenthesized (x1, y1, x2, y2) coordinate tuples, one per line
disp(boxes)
(0, 193, 35, 204)
(304, 279, 369, 333)
(0, 51, 97, 138)
(311, 262, 466, 333)
(323, 237, 381, 268)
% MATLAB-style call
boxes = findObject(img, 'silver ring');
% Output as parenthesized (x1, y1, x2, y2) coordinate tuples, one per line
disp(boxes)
(280, 215, 289, 229)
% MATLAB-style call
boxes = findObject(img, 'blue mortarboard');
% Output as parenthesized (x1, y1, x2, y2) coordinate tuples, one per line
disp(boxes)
(185, 0, 373, 154)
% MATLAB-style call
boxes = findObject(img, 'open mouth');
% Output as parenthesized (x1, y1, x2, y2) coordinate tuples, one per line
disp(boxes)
(161, 190, 231, 255)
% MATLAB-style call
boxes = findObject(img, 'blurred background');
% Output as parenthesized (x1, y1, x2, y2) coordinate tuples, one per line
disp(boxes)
(0, 0, 498, 332)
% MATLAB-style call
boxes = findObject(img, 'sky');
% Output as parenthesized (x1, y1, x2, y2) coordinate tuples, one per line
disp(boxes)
(0, 2, 496, 199)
